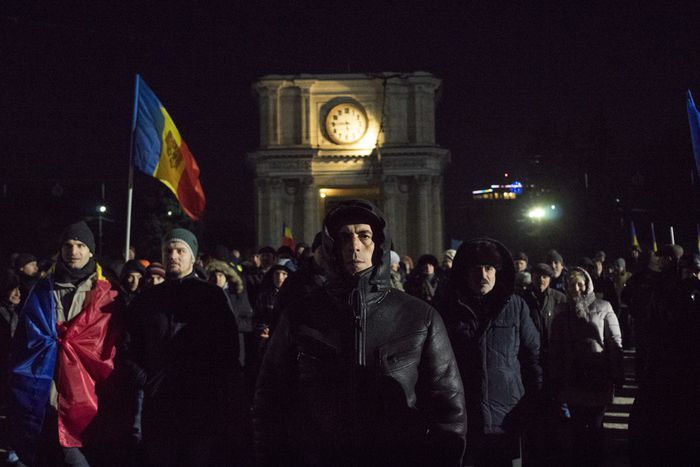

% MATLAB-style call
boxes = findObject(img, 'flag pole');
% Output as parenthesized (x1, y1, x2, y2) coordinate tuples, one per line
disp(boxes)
(670, 226, 675, 244)
(125, 74, 141, 261)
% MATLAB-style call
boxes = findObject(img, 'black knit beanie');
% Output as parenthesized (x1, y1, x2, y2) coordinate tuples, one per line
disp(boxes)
(60, 221, 96, 253)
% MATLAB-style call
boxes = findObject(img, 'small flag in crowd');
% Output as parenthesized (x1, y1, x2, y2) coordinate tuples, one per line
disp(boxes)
(650, 222, 658, 253)
(132, 75, 206, 220)
(282, 223, 295, 250)
(686, 90, 700, 181)
(630, 221, 640, 250)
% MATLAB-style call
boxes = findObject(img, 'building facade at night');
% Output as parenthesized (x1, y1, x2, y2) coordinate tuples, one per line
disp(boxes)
(248, 72, 450, 257)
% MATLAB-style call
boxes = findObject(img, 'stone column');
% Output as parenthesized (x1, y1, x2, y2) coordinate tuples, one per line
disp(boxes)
(255, 179, 266, 248)
(268, 177, 283, 247)
(382, 176, 399, 248)
(301, 176, 317, 243)
(432, 175, 444, 256)
(395, 178, 411, 256)
(300, 87, 311, 145)
(415, 175, 432, 256)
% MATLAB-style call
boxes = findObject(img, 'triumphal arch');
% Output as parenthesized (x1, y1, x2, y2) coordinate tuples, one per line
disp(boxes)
(248, 72, 450, 258)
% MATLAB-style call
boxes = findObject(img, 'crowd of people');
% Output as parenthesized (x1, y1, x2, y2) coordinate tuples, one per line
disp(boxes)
(0, 200, 698, 466)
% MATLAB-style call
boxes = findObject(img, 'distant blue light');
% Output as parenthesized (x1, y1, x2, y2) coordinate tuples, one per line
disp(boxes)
(509, 181, 523, 195)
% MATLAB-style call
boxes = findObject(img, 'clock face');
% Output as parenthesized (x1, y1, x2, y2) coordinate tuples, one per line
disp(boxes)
(325, 103, 367, 144)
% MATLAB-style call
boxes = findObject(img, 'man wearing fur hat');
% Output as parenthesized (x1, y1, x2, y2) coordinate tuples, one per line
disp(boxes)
(8, 221, 122, 466)
(254, 199, 466, 467)
(120, 228, 244, 466)
(438, 238, 542, 467)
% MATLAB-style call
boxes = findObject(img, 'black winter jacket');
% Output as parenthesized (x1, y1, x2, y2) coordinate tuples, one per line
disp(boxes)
(439, 238, 543, 436)
(119, 274, 244, 451)
(253, 200, 466, 467)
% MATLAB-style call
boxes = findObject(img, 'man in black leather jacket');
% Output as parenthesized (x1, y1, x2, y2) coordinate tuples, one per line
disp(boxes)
(253, 200, 466, 467)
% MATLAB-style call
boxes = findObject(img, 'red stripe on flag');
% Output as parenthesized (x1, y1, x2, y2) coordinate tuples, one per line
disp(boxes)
(175, 140, 206, 220)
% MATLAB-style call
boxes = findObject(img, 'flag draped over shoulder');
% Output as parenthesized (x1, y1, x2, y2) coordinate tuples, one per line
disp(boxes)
(686, 90, 700, 181)
(133, 75, 205, 220)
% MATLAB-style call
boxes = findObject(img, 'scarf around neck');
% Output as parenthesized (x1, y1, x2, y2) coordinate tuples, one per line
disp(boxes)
(54, 257, 97, 285)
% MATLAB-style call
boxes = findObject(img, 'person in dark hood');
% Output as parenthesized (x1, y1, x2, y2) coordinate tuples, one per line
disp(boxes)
(0, 269, 20, 401)
(119, 228, 245, 466)
(13, 253, 39, 310)
(546, 249, 569, 295)
(438, 238, 542, 467)
(405, 254, 443, 306)
(254, 200, 466, 467)
(118, 259, 147, 306)
(629, 252, 700, 466)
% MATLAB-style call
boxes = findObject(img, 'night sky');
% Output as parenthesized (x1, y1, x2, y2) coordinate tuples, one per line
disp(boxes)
(3, 1, 700, 259)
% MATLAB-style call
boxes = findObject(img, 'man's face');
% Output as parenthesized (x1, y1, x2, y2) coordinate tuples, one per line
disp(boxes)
(147, 274, 165, 286)
(594, 260, 603, 275)
(568, 274, 587, 298)
(467, 264, 497, 296)
(214, 271, 227, 288)
(260, 252, 275, 269)
(339, 223, 375, 275)
(7, 287, 20, 305)
(272, 269, 289, 289)
(125, 271, 142, 292)
(422, 263, 435, 275)
(390, 262, 400, 272)
(534, 273, 551, 293)
(163, 241, 195, 279)
(550, 260, 563, 278)
(514, 260, 527, 273)
(20, 261, 39, 277)
(61, 240, 93, 270)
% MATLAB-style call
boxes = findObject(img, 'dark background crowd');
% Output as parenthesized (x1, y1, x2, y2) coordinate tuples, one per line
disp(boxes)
(1, 212, 699, 466)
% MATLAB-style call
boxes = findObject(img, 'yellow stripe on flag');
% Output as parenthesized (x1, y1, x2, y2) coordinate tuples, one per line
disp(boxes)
(153, 107, 186, 196)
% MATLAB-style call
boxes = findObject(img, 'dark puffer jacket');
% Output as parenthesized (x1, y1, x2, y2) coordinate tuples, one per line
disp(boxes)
(254, 200, 466, 467)
(119, 273, 245, 462)
(438, 238, 543, 436)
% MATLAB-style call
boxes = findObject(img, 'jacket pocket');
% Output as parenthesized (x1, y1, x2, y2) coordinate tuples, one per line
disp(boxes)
(379, 330, 427, 373)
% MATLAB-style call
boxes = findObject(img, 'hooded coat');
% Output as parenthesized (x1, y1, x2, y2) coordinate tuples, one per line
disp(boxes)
(253, 200, 466, 467)
(437, 238, 543, 436)
(549, 267, 623, 407)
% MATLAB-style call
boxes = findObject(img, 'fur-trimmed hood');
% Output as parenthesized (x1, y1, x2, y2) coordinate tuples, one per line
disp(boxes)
(205, 259, 244, 295)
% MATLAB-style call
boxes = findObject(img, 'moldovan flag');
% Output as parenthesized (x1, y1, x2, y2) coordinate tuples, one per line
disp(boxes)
(630, 221, 640, 250)
(686, 90, 700, 181)
(281, 223, 295, 250)
(133, 75, 205, 220)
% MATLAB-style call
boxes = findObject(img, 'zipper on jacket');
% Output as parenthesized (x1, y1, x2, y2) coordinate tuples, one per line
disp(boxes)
(351, 288, 367, 366)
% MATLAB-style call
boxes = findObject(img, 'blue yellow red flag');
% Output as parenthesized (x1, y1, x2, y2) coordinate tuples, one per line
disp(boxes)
(650, 222, 658, 253)
(281, 222, 295, 250)
(686, 90, 700, 181)
(133, 75, 205, 220)
(630, 221, 640, 250)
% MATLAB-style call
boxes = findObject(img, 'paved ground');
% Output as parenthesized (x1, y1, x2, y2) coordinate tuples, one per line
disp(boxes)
(601, 349, 637, 467)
